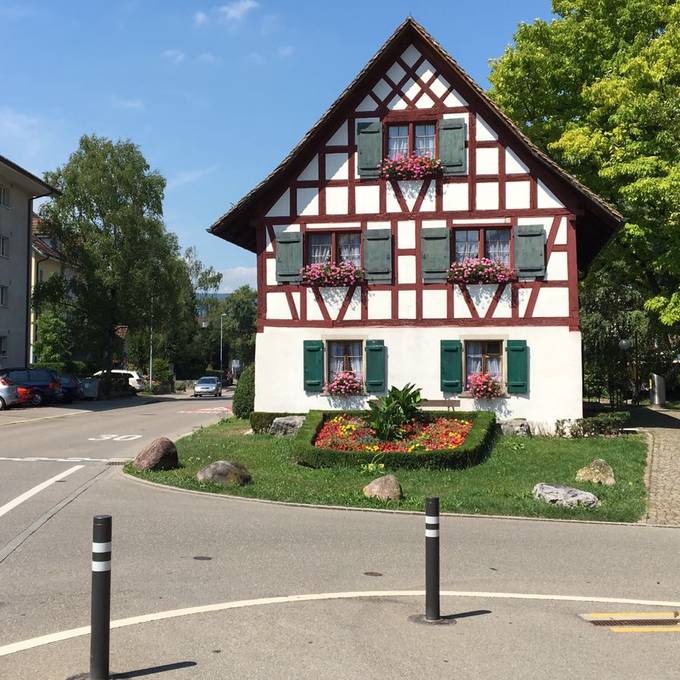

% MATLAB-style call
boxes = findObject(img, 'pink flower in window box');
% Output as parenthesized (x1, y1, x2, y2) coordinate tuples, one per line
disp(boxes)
(324, 371, 365, 396)
(447, 257, 516, 284)
(300, 261, 366, 286)
(380, 154, 442, 180)
(467, 372, 504, 399)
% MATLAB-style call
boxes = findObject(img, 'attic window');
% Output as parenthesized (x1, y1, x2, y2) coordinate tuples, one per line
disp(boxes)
(0, 186, 9, 208)
(387, 123, 435, 159)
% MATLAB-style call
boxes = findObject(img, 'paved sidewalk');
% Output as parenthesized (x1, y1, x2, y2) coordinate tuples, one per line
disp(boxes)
(628, 407, 680, 526)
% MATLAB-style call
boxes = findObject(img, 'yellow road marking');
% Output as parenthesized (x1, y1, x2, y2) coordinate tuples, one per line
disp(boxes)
(582, 611, 680, 621)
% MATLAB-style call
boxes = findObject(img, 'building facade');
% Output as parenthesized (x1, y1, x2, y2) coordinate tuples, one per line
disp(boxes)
(210, 19, 622, 431)
(0, 156, 55, 369)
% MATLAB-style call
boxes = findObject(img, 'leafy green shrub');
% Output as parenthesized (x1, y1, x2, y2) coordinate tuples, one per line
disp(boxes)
(556, 411, 630, 438)
(294, 410, 496, 470)
(367, 383, 423, 440)
(250, 412, 304, 433)
(232, 364, 255, 419)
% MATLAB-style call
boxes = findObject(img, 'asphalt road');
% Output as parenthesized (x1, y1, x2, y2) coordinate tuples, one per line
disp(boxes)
(1, 395, 679, 679)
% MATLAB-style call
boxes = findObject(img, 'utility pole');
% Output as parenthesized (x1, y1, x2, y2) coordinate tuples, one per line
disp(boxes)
(220, 312, 227, 377)
(149, 297, 154, 387)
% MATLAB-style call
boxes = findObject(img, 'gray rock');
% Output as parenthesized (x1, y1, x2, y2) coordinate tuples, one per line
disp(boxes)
(269, 415, 306, 437)
(132, 437, 178, 471)
(363, 474, 403, 501)
(532, 483, 599, 508)
(500, 418, 531, 437)
(576, 459, 616, 486)
(197, 460, 252, 487)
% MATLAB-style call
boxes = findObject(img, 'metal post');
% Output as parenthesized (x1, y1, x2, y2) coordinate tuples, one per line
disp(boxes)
(90, 515, 112, 680)
(425, 496, 440, 621)
(220, 314, 224, 376)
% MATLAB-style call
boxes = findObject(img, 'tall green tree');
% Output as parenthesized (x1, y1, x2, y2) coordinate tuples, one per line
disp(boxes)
(220, 285, 257, 366)
(35, 135, 192, 375)
(489, 0, 680, 325)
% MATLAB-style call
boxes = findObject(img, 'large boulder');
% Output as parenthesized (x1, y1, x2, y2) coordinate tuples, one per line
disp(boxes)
(532, 483, 599, 508)
(269, 416, 306, 437)
(500, 418, 531, 437)
(576, 459, 616, 486)
(363, 474, 403, 501)
(197, 460, 252, 487)
(132, 437, 178, 471)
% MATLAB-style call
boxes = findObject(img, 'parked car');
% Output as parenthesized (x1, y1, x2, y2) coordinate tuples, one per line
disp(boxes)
(93, 369, 146, 392)
(58, 374, 84, 403)
(0, 375, 19, 410)
(193, 376, 222, 397)
(0, 367, 62, 406)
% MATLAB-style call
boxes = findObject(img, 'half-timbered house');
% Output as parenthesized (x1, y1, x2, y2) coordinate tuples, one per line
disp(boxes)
(210, 18, 623, 431)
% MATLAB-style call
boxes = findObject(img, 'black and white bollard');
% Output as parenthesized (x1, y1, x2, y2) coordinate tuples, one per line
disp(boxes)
(425, 497, 441, 622)
(90, 515, 112, 680)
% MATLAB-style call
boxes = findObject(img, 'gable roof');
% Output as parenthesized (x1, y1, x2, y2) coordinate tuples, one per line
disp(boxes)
(209, 17, 623, 262)
(0, 153, 56, 198)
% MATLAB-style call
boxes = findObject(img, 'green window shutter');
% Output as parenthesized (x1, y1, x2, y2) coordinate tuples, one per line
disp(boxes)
(365, 340, 386, 393)
(439, 119, 467, 176)
(363, 229, 392, 282)
(357, 122, 382, 178)
(421, 228, 450, 282)
(276, 232, 303, 283)
(440, 340, 462, 393)
(514, 225, 545, 279)
(303, 340, 324, 392)
(506, 340, 528, 394)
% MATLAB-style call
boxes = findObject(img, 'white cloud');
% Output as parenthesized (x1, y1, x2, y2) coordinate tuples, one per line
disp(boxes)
(163, 49, 185, 64)
(278, 45, 294, 58)
(111, 96, 145, 110)
(218, 0, 259, 23)
(194, 10, 208, 26)
(0, 106, 60, 167)
(196, 52, 221, 65)
(219, 266, 257, 292)
(167, 165, 219, 190)
(245, 51, 265, 65)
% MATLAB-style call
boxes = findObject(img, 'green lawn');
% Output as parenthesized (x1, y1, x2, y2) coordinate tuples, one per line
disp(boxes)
(125, 418, 648, 522)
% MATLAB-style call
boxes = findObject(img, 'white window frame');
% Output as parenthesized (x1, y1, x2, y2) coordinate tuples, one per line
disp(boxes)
(326, 339, 364, 383)
(460, 335, 510, 394)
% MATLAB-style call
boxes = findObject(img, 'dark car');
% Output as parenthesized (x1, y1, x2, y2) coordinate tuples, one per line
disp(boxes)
(0, 367, 62, 406)
(58, 374, 84, 403)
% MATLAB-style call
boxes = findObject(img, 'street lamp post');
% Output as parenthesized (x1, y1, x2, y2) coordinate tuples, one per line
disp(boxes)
(220, 313, 227, 377)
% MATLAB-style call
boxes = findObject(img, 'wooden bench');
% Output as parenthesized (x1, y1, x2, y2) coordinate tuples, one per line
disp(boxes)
(422, 399, 461, 410)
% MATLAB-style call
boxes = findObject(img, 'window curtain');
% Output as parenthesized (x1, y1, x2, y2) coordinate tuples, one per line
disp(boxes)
(466, 341, 483, 376)
(337, 233, 361, 267)
(329, 341, 362, 380)
(415, 124, 435, 158)
(485, 230, 510, 265)
(486, 355, 502, 377)
(455, 230, 479, 261)
(308, 233, 331, 264)
(388, 126, 409, 159)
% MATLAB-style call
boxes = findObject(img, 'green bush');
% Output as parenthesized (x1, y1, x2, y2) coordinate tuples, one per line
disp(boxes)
(250, 412, 304, 433)
(367, 383, 423, 440)
(556, 411, 630, 438)
(232, 364, 255, 419)
(294, 410, 496, 470)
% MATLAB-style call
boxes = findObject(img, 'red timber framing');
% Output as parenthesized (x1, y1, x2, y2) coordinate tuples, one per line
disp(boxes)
(211, 18, 624, 335)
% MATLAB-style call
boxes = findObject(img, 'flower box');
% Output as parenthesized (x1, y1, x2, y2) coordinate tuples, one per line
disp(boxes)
(324, 371, 365, 396)
(447, 257, 516, 285)
(300, 261, 366, 287)
(380, 155, 442, 180)
(467, 372, 504, 399)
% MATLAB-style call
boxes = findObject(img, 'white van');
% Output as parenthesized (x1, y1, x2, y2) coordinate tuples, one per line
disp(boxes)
(93, 369, 146, 392)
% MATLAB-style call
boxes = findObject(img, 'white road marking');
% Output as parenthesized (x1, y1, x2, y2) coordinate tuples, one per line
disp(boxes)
(0, 465, 84, 519)
(3, 589, 680, 657)
(0, 457, 129, 463)
(87, 434, 142, 442)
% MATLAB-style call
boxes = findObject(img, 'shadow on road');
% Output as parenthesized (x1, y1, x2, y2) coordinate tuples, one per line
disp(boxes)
(111, 661, 198, 678)
(626, 406, 680, 430)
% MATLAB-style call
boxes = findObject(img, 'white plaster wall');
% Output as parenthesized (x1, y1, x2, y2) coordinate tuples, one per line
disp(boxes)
(506, 181, 531, 209)
(505, 148, 529, 174)
(553, 217, 568, 245)
(401, 45, 421, 67)
(419, 182, 436, 211)
(327, 122, 348, 146)
(398, 290, 416, 319)
(534, 287, 570, 317)
(546, 251, 569, 281)
(386, 62, 406, 83)
(325, 186, 348, 214)
(355, 185, 380, 214)
(476, 147, 499, 175)
(397, 220, 415, 249)
(254, 325, 584, 430)
(266, 293, 292, 320)
(537, 180, 564, 209)
(325, 153, 349, 180)
(443, 183, 468, 211)
(266, 189, 290, 218)
(372, 78, 392, 102)
(397, 255, 416, 284)
(476, 115, 498, 141)
(367, 290, 392, 319)
(298, 156, 318, 181)
(444, 89, 467, 107)
(422, 289, 447, 318)
(266, 258, 276, 286)
(476, 182, 499, 210)
(415, 93, 435, 109)
(453, 286, 472, 318)
(297, 188, 319, 216)
(429, 75, 450, 99)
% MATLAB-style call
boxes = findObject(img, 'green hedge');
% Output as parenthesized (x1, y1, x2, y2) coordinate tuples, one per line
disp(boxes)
(232, 364, 255, 419)
(250, 412, 304, 434)
(294, 410, 496, 470)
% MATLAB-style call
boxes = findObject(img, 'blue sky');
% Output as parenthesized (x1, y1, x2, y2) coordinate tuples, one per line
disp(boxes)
(1, 0, 553, 291)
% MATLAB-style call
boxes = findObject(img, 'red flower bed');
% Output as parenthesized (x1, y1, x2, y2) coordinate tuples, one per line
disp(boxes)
(314, 414, 473, 453)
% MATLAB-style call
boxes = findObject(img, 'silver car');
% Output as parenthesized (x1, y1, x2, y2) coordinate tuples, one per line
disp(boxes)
(0, 373, 19, 410)
(193, 376, 222, 397)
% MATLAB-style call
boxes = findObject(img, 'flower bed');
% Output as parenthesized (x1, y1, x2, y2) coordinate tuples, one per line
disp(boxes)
(315, 414, 472, 452)
(300, 261, 365, 286)
(324, 372, 364, 396)
(380, 155, 442, 180)
(447, 257, 516, 284)
(294, 410, 496, 469)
